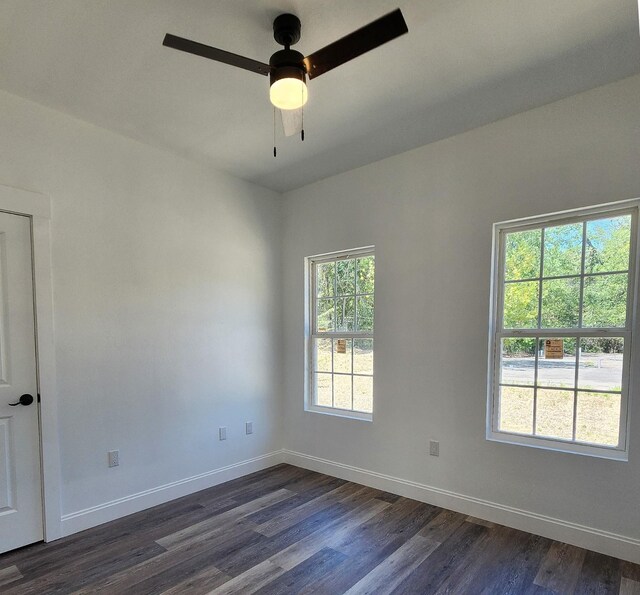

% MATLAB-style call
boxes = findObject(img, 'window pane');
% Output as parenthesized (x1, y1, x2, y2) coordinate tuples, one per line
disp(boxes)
(334, 375, 352, 410)
(356, 295, 374, 331)
(356, 255, 375, 294)
(582, 273, 628, 328)
(543, 222, 582, 277)
(537, 338, 576, 388)
(535, 389, 574, 440)
(540, 277, 580, 328)
(585, 215, 631, 274)
(315, 373, 332, 407)
(336, 258, 355, 296)
(354, 376, 373, 413)
(354, 338, 374, 375)
(575, 392, 621, 446)
(505, 229, 541, 280)
(503, 281, 539, 329)
(335, 297, 355, 332)
(316, 262, 335, 298)
(316, 299, 335, 332)
(500, 338, 535, 386)
(314, 339, 332, 373)
(578, 338, 623, 392)
(499, 386, 534, 434)
(333, 339, 352, 374)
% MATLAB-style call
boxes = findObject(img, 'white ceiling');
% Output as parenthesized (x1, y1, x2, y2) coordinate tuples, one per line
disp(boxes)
(1, 1, 639, 193)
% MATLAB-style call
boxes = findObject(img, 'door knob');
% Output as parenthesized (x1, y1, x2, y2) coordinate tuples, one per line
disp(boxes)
(9, 394, 34, 407)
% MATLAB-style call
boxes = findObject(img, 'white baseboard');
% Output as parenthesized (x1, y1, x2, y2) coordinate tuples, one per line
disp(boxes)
(60, 450, 285, 537)
(58, 448, 640, 564)
(283, 449, 640, 564)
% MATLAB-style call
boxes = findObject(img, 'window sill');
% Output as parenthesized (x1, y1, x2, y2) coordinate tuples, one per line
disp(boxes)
(487, 429, 628, 461)
(305, 404, 373, 422)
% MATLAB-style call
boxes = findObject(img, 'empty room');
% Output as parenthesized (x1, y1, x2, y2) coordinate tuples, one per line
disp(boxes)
(1, 1, 640, 593)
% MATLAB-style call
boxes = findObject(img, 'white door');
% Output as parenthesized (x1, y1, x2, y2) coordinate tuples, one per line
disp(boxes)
(0, 211, 42, 553)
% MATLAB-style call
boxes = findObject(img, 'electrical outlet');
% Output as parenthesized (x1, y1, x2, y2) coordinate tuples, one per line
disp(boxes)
(108, 450, 119, 467)
(219, 427, 227, 441)
(246, 421, 253, 435)
(429, 440, 439, 457)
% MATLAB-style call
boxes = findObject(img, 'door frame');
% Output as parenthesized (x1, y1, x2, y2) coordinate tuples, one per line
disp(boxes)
(0, 184, 62, 541)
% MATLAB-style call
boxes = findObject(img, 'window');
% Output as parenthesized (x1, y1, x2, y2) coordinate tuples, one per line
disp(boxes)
(488, 201, 639, 459)
(306, 247, 375, 420)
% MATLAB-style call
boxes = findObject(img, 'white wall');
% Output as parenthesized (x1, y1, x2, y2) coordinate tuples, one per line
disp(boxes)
(282, 75, 640, 551)
(0, 90, 283, 524)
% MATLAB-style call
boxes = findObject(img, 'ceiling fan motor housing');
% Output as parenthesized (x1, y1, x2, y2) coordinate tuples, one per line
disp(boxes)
(269, 49, 306, 86)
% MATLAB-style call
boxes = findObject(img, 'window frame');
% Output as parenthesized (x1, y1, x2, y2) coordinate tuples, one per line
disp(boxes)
(305, 246, 375, 421)
(487, 199, 640, 461)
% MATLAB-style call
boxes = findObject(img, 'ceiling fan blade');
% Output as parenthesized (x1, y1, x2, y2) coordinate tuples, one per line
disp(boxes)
(163, 34, 270, 76)
(280, 108, 303, 137)
(303, 8, 408, 80)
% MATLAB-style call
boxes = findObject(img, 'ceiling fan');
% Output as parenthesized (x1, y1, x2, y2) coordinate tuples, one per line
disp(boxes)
(163, 8, 408, 143)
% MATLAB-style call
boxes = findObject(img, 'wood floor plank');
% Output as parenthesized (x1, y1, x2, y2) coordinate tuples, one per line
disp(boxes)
(436, 525, 550, 595)
(466, 515, 496, 528)
(77, 515, 270, 594)
(0, 464, 634, 595)
(0, 565, 22, 587)
(622, 561, 640, 582)
(211, 496, 391, 594)
(418, 508, 466, 543)
(390, 520, 490, 594)
(522, 585, 559, 595)
(1, 498, 208, 576)
(3, 542, 167, 595)
(157, 488, 293, 550)
(478, 532, 551, 595)
(268, 497, 391, 572)
(533, 541, 587, 593)
(159, 566, 231, 595)
(305, 499, 440, 594)
(210, 469, 312, 510)
(209, 560, 284, 595)
(343, 533, 440, 595)
(72, 542, 225, 594)
(432, 524, 520, 595)
(120, 555, 225, 595)
(255, 481, 364, 537)
(573, 550, 622, 594)
(333, 497, 437, 559)
(254, 547, 347, 595)
(214, 486, 383, 577)
(246, 475, 346, 526)
(620, 577, 640, 595)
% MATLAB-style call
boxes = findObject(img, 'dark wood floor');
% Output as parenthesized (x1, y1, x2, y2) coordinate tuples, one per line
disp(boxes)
(0, 464, 638, 594)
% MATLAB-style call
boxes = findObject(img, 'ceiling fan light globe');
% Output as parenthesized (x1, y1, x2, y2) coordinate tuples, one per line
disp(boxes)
(270, 77, 308, 110)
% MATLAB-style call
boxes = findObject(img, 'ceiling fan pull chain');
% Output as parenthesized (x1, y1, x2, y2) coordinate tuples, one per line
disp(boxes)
(273, 106, 277, 157)
(301, 86, 305, 142)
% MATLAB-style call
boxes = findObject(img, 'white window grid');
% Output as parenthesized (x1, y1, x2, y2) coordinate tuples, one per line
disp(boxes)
(307, 247, 374, 420)
(487, 200, 640, 460)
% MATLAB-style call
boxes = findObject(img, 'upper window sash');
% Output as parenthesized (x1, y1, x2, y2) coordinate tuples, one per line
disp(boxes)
(495, 206, 638, 334)
(310, 247, 375, 337)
